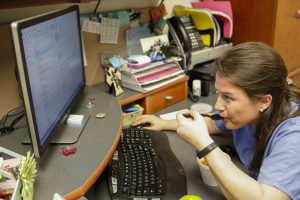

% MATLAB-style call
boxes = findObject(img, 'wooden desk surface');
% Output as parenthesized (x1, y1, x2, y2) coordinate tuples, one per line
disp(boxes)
(0, 84, 122, 200)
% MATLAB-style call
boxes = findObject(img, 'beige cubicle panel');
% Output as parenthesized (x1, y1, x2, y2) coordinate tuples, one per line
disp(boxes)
(0, 6, 151, 116)
(82, 7, 151, 86)
(0, 25, 22, 117)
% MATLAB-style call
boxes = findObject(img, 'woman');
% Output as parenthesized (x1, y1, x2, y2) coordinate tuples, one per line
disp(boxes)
(132, 42, 300, 200)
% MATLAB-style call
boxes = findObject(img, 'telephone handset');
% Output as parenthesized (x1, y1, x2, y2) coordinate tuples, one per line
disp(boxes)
(168, 16, 204, 52)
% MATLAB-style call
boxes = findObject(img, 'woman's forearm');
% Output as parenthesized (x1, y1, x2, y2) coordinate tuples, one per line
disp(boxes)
(205, 148, 276, 200)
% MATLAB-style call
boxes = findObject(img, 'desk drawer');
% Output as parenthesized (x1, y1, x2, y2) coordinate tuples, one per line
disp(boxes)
(144, 82, 187, 114)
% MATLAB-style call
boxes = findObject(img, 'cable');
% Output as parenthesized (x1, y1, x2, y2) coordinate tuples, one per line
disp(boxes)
(1, 105, 23, 128)
(93, 0, 101, 14)
(0, 106, 24, 136)
(9, 113, 25, 128)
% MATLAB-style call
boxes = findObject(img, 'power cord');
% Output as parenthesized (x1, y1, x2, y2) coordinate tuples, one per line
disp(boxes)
(93, 0, 102, 14)
(0, 106, 25, 136)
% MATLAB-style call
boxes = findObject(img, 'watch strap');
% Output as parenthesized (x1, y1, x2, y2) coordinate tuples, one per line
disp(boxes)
(196, 142, 218, 159)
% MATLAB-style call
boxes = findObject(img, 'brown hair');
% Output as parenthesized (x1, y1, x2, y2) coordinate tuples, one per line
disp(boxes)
(215, 42, 300, 171)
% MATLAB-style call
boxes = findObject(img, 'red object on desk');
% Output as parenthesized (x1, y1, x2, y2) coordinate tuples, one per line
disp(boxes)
(61, 146, 77, 156)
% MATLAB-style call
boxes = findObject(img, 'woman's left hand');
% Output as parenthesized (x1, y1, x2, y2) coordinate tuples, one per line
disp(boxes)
(176, 110, 213, 150)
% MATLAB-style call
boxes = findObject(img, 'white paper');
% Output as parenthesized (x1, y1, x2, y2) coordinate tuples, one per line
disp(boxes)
(100, 17, 119, 44)
(159, 109, 189, 120)
(126, 24, 151, 46)
(81, 19, 101, 34)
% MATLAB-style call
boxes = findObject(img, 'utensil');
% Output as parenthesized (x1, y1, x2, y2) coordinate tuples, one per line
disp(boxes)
(183, 113, 222, 120)
(201, 113, 222, 120)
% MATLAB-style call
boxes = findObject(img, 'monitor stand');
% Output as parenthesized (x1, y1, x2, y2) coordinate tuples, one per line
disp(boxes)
(22, 115, 90, 144)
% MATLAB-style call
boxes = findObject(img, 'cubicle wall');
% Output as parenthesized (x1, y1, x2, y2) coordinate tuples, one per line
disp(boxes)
(0, 0, 197, 116)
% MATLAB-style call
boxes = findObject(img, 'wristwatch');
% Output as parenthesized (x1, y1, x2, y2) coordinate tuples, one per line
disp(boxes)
(196, 142, 218, 159)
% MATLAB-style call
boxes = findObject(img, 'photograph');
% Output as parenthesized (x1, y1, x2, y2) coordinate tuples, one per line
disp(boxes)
(140, 35, 169, 62)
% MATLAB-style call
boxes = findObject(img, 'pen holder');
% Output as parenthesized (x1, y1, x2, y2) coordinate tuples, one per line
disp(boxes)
(122, 108, 144, 129)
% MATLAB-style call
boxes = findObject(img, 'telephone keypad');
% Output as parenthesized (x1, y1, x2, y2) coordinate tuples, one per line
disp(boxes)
(188, 31, 203, 50)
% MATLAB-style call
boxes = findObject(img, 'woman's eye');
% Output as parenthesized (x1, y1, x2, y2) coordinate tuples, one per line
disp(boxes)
(223, 95, 233, 103)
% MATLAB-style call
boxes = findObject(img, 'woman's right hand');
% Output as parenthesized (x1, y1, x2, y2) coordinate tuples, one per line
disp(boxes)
(131, 115, 168, 131)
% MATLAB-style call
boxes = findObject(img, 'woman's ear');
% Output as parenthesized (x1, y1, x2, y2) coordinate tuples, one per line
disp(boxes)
(259, 94, 272, 112)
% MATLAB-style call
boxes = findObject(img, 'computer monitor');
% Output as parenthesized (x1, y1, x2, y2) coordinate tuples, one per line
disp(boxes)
(11, 5, 88, 158)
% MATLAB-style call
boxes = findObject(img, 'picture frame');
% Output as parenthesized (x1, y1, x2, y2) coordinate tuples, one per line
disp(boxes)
(140, 35, 169, 62)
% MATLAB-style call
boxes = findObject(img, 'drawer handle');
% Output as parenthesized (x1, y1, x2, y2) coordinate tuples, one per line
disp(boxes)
(165, 96, 173, 101)
(297, 10, 300, 18)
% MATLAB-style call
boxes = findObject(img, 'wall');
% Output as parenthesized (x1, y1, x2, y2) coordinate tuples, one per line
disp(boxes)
(0, 1, 158, 24)
(0, 25, 23, 117)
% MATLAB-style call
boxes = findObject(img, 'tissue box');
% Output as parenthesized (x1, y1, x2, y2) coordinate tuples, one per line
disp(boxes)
(122, 107, 144, 129)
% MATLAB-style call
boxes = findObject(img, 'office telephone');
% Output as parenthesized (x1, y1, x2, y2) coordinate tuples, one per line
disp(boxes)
(168, 16, 204, 52)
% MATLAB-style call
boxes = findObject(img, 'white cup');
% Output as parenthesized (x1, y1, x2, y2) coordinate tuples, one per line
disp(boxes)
(197, 153, 230, 186)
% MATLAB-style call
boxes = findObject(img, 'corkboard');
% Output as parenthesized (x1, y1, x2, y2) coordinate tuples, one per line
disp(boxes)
(82, 7, 151, 86)
(0, 7, 152, 116)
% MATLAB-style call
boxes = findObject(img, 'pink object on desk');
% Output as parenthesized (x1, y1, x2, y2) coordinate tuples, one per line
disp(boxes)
(127, 55, 151, 69)
(191, 0, 233, 38)
(61, 146, 77, 156)
(136, 65, 181, 84)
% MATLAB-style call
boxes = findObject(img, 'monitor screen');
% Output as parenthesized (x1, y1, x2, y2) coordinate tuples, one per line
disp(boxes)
(11, 5, 86, 158)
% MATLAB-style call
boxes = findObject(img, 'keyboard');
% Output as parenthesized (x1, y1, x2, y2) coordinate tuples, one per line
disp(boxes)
(108, 127, 187, 200)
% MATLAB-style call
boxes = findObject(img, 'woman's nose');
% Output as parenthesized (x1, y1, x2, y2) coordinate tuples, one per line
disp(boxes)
(214, 95, 225, 111)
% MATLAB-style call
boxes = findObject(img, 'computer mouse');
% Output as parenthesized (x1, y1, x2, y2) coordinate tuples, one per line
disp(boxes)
(179, 194, 203, 200)
(135, 123, 151, 129)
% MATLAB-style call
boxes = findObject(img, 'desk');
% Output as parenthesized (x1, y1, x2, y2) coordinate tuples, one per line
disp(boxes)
(0, 84, 123, 200)
(154, 98, 232, 200)
(86, 94, 244, 200)
(0, 81, 241, 200)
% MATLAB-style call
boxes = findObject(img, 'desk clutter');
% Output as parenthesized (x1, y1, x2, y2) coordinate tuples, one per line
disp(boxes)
(79, 0, 233, 86)
(120, 58, 184, 93)
(173, 2, 233, 47)
(101, 34, 185, 94)
(0, 148, 36, 200)
(122, 104, 144, 129)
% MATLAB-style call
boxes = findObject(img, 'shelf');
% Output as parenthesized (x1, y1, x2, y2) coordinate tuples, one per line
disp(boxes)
(120, 59, 185, 93)
(118, 75, 189, 114)
(188, 43, 232, 71)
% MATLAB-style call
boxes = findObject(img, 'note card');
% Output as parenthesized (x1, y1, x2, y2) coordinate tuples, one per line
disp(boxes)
(81, 19, 101, 34)
(117, 10, 130, 26)
(126, 23, 152, 46)
(100, 17, 120, 44)
(159, 109, 189, 120)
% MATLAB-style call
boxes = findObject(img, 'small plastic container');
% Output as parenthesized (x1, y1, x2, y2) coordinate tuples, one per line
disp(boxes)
(197, 154, 230, 186)
(122, 107, 144, 129)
